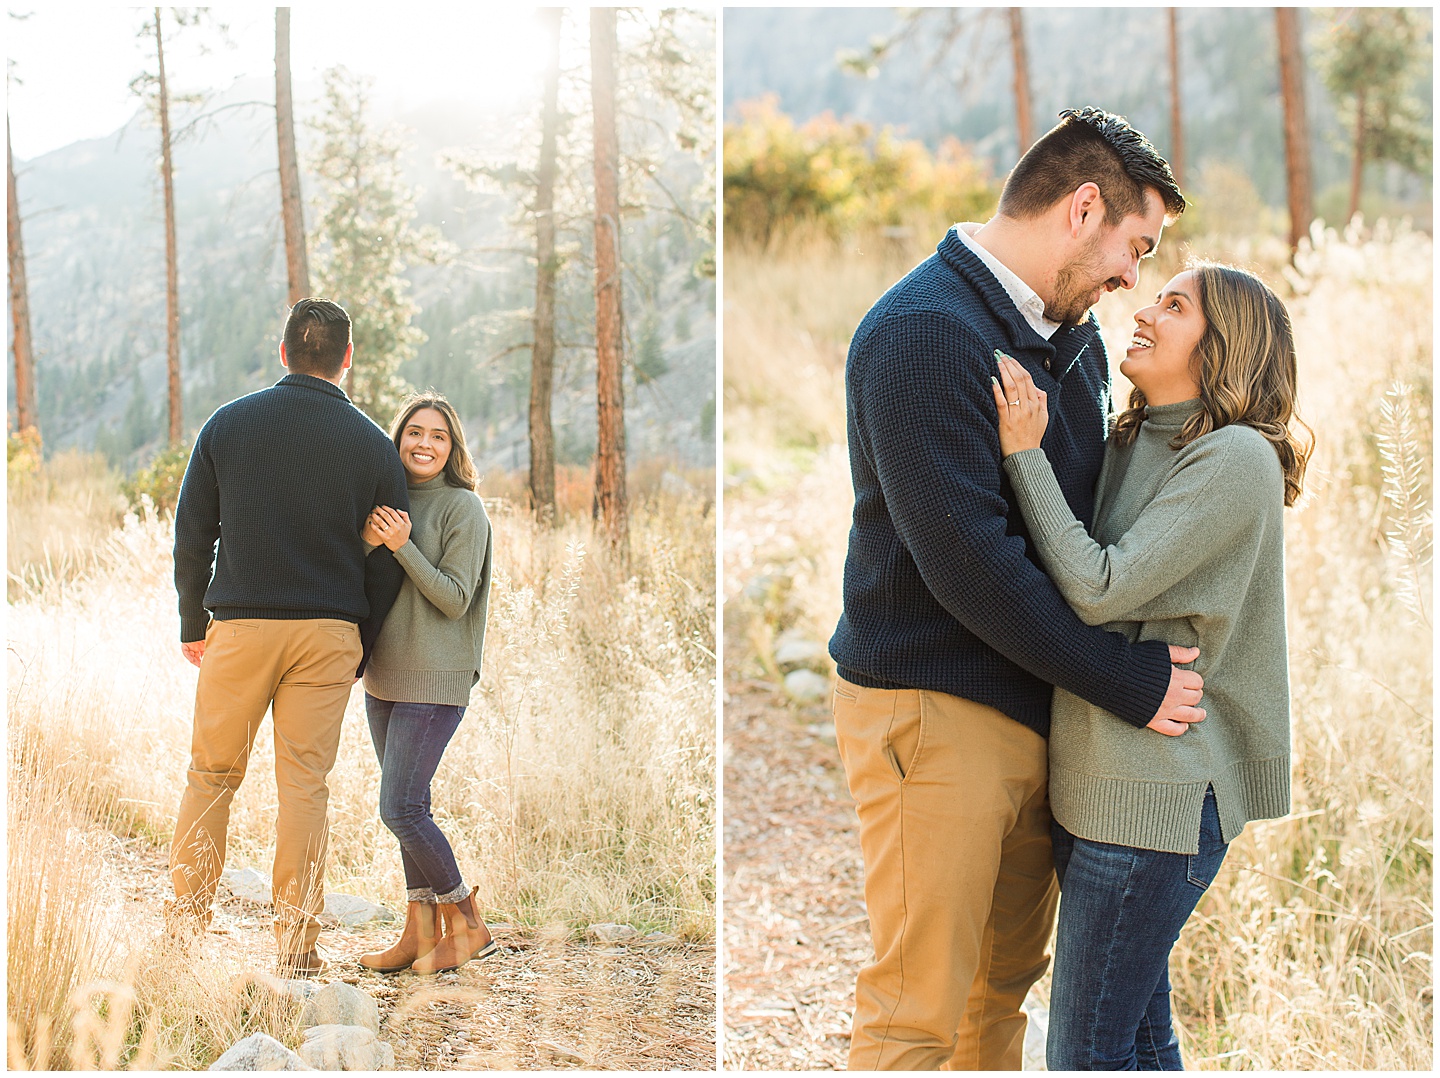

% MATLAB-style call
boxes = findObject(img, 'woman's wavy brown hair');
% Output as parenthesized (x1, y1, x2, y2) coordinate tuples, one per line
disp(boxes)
(1111, 260, 1313, 507)
(389, 391, 479, 492)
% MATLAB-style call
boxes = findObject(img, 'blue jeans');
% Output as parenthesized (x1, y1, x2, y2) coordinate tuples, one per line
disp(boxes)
(364, 694, 466, 897)
(1047, 787, 1228, 1070)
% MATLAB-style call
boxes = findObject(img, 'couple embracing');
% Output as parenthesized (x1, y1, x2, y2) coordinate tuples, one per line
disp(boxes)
(830, 108, 1311, 1070)
(168, 299, 496, 979)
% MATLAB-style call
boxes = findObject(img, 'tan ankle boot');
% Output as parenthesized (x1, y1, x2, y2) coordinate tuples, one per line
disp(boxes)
(359, 900, 440, 973)
(412, 888, 498, 973)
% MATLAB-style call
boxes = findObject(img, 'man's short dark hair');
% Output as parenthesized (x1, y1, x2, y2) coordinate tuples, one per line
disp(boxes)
(998, 107, 1186, 226)
(283, 298, 352, 378)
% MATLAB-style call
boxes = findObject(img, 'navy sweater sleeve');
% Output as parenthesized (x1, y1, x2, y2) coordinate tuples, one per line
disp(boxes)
(174, 419, 222, 643)
(855, 311, 1173, 728)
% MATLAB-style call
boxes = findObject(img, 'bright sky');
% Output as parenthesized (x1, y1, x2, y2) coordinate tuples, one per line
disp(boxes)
(6, 3, 558, 160)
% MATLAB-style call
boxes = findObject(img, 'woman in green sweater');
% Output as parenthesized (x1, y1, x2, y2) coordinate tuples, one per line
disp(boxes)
(356, 391, 496, 975)
(991, 262, 1312, 1070)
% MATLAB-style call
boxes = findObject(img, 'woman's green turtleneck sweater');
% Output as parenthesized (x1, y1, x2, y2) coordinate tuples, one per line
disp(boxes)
(1003, 399, 1291, 854)
(363, 475, 493, 707)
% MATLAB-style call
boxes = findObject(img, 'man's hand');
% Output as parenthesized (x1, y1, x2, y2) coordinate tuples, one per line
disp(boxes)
(1147, 645, 1204, 736)
(181, 640, 206, 668)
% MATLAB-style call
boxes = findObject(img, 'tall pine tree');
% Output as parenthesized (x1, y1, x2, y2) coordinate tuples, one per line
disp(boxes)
(591, 8, 628, 559)
(309, 67, 444, 423)
(1315, 7, 1431, 223)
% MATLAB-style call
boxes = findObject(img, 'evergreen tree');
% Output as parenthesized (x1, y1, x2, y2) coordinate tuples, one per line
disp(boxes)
(275, 8, 309, 304)
(1276, 7, 1313, 252)
(591, 7, 628, 559)
(132, 8, 201, 447)
(8, 116, 38, 438)
(309, 67, 445, 423)
(1315, 7, 1431, 223)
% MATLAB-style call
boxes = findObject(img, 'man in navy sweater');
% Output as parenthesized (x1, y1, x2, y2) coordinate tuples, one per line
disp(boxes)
(170, 298, 408, 977)
(829, 109, 1201, 1068)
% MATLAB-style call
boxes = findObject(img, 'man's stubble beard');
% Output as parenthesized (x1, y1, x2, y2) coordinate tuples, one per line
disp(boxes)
(1046, 233, 1115, 327)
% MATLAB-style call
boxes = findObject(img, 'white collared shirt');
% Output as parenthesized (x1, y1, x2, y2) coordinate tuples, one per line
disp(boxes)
(954, 222, 1061, 341)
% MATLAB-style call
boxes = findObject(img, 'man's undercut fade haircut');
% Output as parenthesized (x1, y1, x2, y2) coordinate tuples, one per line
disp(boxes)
(283, 298, 352, 378)
(998, 107, 1187, 226)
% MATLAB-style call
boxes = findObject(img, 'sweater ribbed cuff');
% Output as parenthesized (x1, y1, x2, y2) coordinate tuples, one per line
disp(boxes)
(1102, 638, 1176, 730)
(180, 615, 211, 644)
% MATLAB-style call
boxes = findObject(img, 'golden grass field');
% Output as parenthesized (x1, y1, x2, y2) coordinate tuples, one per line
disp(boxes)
(7, 460, 716, 1069)
(721, 216, 1432, 1070)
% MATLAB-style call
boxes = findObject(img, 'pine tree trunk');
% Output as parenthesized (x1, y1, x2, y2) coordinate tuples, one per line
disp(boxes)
(275, 7, 310, 305)
(156, 9, 182, 446)
(1276, 7, 1314, 253)
(590, 7, 628, 560)
(1008, 9, 1033, 155)
(529, 7, 561, 523)
(1347, 85, 1365, 223)
(8, 120, 39, 438)
(1167, 9, 1185, 187)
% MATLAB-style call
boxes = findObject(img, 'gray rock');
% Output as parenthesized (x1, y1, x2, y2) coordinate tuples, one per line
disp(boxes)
(773, 631, 830, 672)
(298, 982, 380, 1034)
(209, 1032, 312, 1071)
(297, 1026, 394, 1071)
(587, 922, 639, 943)
(808, 721, 837, 744)
(322, 892, 395, 927)
(244, 973, 319, 1005)
(783, 668, 830, 704)
(221, 868, 272, 905)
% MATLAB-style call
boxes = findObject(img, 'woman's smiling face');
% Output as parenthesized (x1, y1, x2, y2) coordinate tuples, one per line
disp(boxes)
(398, 406, 452, 481)
(1120, 270, 1207, 406)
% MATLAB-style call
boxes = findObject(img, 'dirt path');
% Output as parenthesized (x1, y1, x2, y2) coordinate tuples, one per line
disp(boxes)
(106, 843, 715, 1070)
(722, 671, 869, 1070)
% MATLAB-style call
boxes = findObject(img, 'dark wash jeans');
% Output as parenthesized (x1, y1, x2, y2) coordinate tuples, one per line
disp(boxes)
(364, 693, 466, 896)
(1047, 787, 1229, 1071)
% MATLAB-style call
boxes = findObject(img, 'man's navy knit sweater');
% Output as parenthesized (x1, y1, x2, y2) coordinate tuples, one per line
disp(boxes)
(829, 227, 1174, 737)
(174, 373, 409, 657)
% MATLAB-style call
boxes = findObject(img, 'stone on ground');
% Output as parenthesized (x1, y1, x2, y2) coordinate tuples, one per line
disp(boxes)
(588, 922, 639, 943)
(773, 631, 830, 672)
(322, 892, 395, 926)
(221, 867, 272, 904)
(298, 1026, 394, 1071)
(208, 1032, 312, 1070)
(782, 668, 830, 704)
(298, 982, 380, 1034)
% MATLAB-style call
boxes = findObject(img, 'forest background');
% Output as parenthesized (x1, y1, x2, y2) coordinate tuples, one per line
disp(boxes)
(722, 6, 1432, 1071)
(8, 6, 717, 1071)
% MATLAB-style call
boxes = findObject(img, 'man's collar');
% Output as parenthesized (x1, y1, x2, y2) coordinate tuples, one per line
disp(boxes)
(276, 372, 350, 400)
(953, 223, 1061, 341)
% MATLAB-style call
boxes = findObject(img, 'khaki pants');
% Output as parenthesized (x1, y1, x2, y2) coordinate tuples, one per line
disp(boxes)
(833, 677, 1059, 1071)
(170, 618, 361, 955)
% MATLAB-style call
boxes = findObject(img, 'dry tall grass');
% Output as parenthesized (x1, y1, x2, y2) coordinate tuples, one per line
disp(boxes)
(723, 218, 1432, 1069)
(7, 467, 716, 1068)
